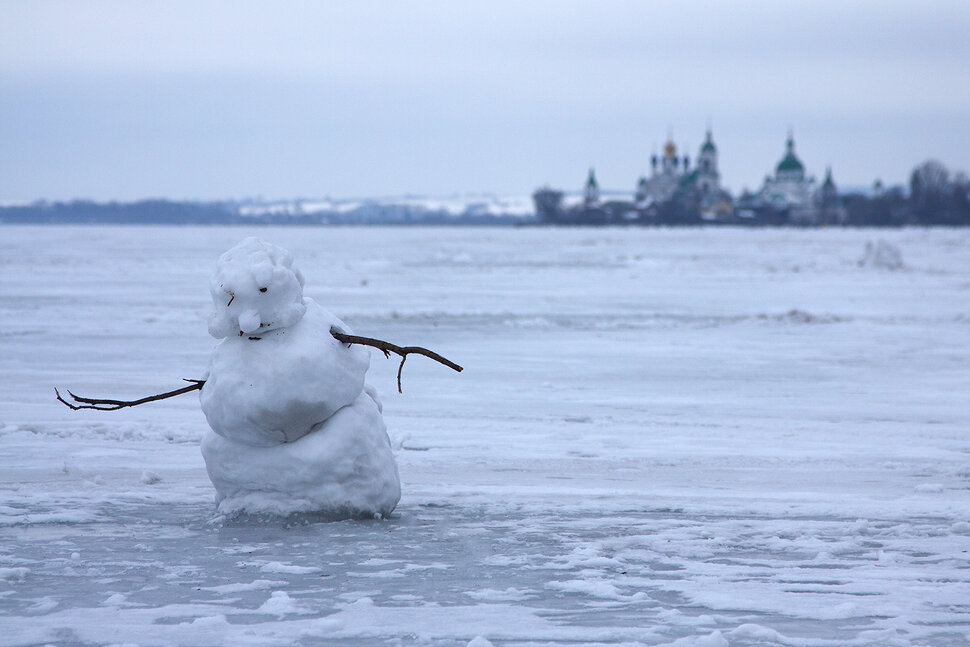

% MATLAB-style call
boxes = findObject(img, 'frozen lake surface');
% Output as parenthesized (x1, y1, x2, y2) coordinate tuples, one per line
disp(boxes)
(1, 226, 969, 646)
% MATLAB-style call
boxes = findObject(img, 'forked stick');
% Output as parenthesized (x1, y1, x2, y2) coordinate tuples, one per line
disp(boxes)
(56, 330, 462, 409)
(329, 328, 463, 393)
(55, 380, 205, 411)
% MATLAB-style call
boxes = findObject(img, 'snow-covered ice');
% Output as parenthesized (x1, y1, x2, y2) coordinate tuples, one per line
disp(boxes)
(1, 225, 969, 646)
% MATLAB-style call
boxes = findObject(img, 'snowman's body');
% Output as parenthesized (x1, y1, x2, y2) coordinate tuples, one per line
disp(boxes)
(198, 238, 400, 517)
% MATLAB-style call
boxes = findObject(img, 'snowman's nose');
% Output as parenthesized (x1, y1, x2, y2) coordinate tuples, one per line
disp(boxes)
(238, 309, 262, 334)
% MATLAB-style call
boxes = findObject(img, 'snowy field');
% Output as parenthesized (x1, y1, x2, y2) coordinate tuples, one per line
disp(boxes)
(1, 225, 969, 647)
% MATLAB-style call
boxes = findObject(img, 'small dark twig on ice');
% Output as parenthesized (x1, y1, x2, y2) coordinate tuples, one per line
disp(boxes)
(55, 379, 205, 411)
(329, 328, 463, 393)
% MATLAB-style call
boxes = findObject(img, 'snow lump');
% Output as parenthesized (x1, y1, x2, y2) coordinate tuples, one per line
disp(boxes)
(859, 240, 903, 270)
(198, 237, 400, 518)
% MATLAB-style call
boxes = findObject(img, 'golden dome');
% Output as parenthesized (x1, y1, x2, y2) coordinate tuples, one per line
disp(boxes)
(663, 139, 677, 158)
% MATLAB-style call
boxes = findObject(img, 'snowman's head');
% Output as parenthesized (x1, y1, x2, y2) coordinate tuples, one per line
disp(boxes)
(207, 237, 307, 339)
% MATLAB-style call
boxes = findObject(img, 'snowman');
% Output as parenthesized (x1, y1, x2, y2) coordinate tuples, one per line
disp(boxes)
(57, 237, 461, 518)
(198, 237, 400, 517)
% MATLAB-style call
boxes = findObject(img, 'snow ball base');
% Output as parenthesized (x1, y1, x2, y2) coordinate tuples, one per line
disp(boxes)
(201, 388, 400, 518)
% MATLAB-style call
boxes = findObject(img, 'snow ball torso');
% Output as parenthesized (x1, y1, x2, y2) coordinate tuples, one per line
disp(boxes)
(200, 299, 370, 446)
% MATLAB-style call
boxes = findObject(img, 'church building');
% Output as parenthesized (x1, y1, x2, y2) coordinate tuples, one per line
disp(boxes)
(636, 138, 690, 204)
(755, 132, 819, 222)
(740, 132, 846, 225)
(635, 129, 731, 220)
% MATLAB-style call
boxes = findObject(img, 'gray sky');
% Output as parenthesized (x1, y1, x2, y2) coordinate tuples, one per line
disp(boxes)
(2, 0, 969, 202)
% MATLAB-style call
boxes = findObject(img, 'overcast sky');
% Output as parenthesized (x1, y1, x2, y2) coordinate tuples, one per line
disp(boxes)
(2, 0, 968, 202)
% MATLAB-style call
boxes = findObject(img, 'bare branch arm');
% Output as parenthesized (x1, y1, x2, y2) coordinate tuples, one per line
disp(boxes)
(55, 329, 462, 410)
(55, 379, 205, 411)
(330, 328, 462, 393)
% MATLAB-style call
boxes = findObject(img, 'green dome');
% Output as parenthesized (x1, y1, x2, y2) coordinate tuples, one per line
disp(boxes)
(775, 134, 804, 175)
(776, 154, 804, 174)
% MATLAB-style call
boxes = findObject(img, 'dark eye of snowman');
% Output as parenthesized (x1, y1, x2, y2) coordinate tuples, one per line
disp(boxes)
(259, 287, 267, 293)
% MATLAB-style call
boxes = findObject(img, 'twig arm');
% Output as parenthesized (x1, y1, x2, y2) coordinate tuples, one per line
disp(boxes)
(56, 328, 462, 410)
(55, 379, 205, 411)
(330, 329, 462, 393)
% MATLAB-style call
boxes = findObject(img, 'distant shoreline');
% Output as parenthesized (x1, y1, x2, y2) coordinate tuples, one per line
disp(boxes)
(0, 197, 531, 226)
(2, 190, 967, 227)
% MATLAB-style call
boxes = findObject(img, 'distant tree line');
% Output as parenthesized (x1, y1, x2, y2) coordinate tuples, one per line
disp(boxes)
(909, 160, 969, 225)
(0, 199, 521, 226)
(0, 200, 239, 224)
(788, 160, 970, 227)
(841, 160, 969, 227)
